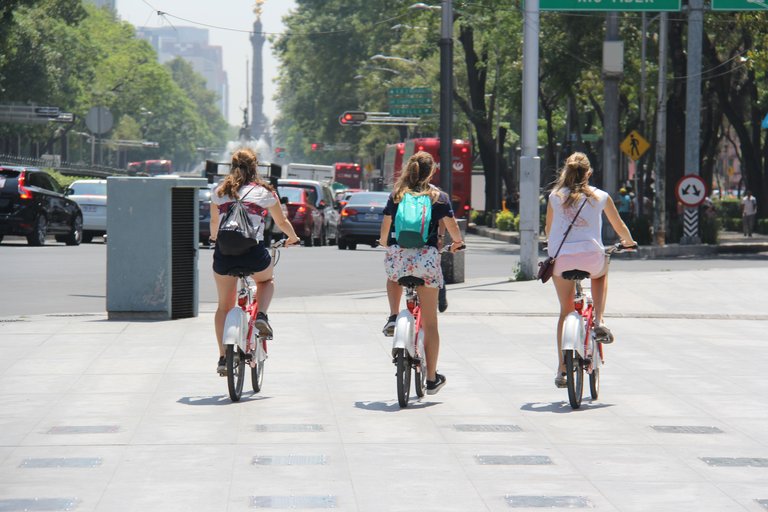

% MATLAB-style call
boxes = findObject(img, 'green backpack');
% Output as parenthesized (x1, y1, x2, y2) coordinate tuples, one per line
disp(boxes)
(394, 193, 433, 248)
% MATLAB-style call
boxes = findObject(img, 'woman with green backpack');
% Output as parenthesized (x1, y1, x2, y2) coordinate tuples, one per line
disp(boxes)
(378, 151, 464, 395)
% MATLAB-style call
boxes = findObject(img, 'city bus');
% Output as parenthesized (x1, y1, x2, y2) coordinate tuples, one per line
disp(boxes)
(383, 138, 472, 218)
(127, 159, 173, 176)
(334, 162, 362, 189)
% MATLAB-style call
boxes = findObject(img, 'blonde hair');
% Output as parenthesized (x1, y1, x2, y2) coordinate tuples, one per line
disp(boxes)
(553, 152, 596, 208)
(393, 151, 440, 203)
(217, 148, 272, 199)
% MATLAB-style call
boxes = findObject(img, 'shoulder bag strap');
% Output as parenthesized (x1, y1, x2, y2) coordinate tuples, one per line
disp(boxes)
(551, 197, 589, 259)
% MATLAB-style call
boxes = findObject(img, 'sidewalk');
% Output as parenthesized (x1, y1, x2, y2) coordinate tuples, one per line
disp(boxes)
(1, 267, 767, 511)
(468, 224, 768, 258)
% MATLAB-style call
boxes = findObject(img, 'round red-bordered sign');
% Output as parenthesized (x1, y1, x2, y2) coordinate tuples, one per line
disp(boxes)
(675, 175, 707, 208)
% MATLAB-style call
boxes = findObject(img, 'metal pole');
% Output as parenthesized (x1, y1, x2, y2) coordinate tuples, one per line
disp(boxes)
(603, 13, 621, 198)
(682, 0, 703, 244)
(519, 0, 541, 279)
(639, 13, 647, 217)
(439, 0, 453, 201)
(654, 13, 668, 246)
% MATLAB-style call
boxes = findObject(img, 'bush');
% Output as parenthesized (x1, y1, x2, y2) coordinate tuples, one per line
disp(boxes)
(46, 169, 93, 189)
(495, 210, 519, 231)
(470, 209, 484, 225)
(700, 214, 720, 244)
(757, 218, 768, 235)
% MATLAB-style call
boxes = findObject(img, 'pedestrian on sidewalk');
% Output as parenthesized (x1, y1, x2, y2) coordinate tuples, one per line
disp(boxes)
(209, 148, 300, 376)
(545, 152, 636, 389)
(379, 151, 465, 395)
(741, 190, 757, 237)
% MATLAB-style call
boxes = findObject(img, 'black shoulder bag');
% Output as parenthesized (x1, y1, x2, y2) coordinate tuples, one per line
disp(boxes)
(537, 197, 588, 283)
(216, 186, 260, 256)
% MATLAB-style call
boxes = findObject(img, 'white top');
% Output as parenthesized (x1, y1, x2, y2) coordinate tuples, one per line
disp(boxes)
(212, 183, 278, 242)
(547, 186, 609, 257)
(742, 195, 757, 216)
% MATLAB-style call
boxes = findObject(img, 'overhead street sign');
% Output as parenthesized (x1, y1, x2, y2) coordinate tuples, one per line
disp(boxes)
(711, 0, 768, 9)
(675, 175, 707, 208)
(620, 130, 650, 161)
(539, 0, 681, 10)
(390, 107, 433, 116)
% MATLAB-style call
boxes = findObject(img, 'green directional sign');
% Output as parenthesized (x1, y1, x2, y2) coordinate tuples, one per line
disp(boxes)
(711, 0, 767, 9)
(388, 87, 431, 96)
(539, 0, 680, 10)
(390, 107, 433, 116)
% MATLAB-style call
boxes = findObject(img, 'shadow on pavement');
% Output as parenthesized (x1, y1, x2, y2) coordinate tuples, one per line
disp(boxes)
(520, 401, 615, 414)
(177, 395, 272, 406)
(354, 400, 441, 412)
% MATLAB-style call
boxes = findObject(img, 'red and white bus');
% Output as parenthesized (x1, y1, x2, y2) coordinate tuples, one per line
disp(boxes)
(383, 138, 472, 218)
(334, 162, 362, 189)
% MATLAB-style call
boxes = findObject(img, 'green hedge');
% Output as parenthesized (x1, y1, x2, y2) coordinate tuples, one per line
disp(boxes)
(495, 210, 519, 231)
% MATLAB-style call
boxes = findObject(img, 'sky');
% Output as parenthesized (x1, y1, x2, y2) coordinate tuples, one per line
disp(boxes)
(116, 0, 296, 127)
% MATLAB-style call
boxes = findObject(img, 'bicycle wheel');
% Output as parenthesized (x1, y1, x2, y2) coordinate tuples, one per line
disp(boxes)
(394, 348, 411, 407)
(226, 345, 245, 402)
(414, 361, 426, 398)
(589, 369, 599, 400)
(251, 338, 266, 393)
(564, 350, 584, 409)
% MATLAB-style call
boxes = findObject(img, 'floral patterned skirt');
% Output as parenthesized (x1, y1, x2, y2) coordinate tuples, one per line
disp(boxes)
(384, 245, 444, 288)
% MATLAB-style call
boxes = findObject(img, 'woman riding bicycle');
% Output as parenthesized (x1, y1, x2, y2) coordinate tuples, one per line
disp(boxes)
(545, 152, 636, 388)
(379, 151, 464, 395)
(209, 148, 300, 375)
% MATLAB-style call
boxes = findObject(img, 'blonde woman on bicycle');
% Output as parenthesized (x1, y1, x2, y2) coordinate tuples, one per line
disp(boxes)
(545, 152, 636, 388)
(379, 151, 464, 395)
(209, 148, 300, 375)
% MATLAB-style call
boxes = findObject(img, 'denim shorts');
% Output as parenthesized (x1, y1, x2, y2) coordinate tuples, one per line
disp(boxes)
(213, 242, 271, 276)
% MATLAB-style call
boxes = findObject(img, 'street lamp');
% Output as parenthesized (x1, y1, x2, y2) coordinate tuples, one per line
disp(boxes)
(370, 54, 419, 66)
(407, 1, 453, 199)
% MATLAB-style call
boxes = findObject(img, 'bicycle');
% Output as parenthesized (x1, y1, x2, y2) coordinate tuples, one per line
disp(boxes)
(560, 242, 636, 409)
(391, 244, 464, 408)
(222, 239, 285, 402)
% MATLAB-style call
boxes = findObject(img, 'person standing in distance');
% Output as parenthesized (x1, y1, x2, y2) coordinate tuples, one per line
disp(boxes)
(545, 152, 636, 389)
(741, 189, 757, 237)
(209, 148, 300, 376)
(379, 151, 464, 395)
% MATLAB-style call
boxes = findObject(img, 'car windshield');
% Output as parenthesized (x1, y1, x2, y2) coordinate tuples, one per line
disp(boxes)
(346, 193, 388, 207)
(70, 182, 106, 195)
(279, 186, 317, 204)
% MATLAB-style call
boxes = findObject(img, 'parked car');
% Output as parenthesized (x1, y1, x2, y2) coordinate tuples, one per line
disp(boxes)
(277, 179, 339, 246)
(337, 191, 390, 250)
(0, 165, 82, 246)
(65, 179, 106, 243)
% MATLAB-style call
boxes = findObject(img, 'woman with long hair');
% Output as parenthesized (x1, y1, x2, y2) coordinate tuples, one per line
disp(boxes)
(209, 148, 300, 375)
(379, 151, 464, 395)
(545, 152, 636, 388)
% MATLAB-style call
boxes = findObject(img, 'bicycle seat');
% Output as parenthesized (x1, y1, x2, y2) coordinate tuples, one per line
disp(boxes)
(398, 276, 425, 287)
(226, 267, 255, 278)
(561, 269, 591, 281)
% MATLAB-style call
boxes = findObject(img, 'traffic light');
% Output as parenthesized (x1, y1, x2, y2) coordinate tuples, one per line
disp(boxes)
(339, 111, 367, 126)
(274, 147, 285, 158)
(310, 142, 324, 151)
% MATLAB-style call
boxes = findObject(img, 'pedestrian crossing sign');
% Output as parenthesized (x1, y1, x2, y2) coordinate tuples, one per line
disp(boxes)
(620, 130, 650, 161)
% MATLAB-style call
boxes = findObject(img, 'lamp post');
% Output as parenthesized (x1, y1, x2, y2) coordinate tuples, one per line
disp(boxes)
(409, 1, 453, 199)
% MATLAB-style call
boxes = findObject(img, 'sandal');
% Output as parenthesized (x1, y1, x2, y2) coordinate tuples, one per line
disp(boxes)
(594, 323, 615, 344)
(554, 372, 567, 388)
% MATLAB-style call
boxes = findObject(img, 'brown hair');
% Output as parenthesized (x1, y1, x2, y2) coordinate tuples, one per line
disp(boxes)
(553, 152, 596, 208)
(217, 148, 272, 199)
(392, 151, 440, 203)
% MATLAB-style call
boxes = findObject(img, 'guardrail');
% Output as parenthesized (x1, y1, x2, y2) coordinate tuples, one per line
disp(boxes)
(0, 154, 128, 178)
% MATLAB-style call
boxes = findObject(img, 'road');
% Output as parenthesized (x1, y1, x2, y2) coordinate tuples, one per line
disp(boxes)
(0, 234, 766, 316)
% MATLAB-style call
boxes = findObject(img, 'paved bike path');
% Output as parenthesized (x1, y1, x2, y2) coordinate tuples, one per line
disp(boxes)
(0, 267, 766, 511)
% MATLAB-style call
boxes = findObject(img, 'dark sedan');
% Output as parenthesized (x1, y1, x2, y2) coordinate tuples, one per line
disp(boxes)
(337, 191, 389, 250)
(0, 166, 82, 246)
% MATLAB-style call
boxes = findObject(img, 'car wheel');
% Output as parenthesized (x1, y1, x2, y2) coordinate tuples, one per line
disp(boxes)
(64, 215, 83, 246)
(27, 215, 47, 246)
(303, 236, 313, 247)
(348, 242, 357, 250)
(82, 232, 94, 244)
(337, 238, 347, 250)
(0, 235, 3, 244)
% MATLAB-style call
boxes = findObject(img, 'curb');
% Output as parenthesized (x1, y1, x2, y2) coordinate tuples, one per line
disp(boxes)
(467, 225, 768, 258)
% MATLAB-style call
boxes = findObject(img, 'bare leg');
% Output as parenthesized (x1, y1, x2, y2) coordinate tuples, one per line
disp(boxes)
(417, 286, 440, 381)
(250, 263, 275, 313)
(213, 272, 238, 357)
(387, 279, 402, 316)
(591, 273, 608, 325)
(553, 276, 576, 374)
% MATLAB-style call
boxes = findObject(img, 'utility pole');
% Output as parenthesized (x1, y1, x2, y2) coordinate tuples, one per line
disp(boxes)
(519, 0, 541, 279)
(602, 13, 621, 199)
(654, 13, 668, 246)
(638, 12, 647, 217)
(682, 0, 703, 244)
(439, 0, 453, 200)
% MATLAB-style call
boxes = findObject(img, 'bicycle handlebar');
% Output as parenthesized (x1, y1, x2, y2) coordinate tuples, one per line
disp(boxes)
(606, 241, 638, 254)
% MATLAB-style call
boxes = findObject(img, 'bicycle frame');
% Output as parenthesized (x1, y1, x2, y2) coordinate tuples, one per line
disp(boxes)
(561, 280, 602, 374)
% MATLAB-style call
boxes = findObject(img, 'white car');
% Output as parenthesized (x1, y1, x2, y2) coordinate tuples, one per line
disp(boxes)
(66, 179, 107, 243)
